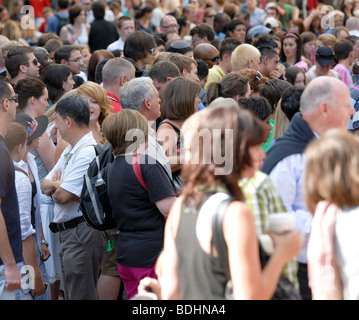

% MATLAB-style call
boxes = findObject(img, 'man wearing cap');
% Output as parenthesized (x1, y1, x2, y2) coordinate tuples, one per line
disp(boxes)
(247, 25, 273, 43)
(0, 79, 23, 299)
(305, 46, 341, 84)
(261, 76, 355, 300)
(41, 94, 107, 300)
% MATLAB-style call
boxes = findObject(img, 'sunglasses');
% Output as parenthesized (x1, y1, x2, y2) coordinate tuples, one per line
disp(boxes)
(25, 58, 38, 67)
(254, 71, 263, 82)
(204, 56, 220, 63)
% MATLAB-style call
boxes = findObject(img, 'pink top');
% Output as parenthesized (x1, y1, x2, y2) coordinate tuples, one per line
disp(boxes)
(334, 63, 353, 87)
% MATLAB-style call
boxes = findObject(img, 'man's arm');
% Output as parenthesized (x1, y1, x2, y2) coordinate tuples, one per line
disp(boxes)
(0, 197, 22, 291)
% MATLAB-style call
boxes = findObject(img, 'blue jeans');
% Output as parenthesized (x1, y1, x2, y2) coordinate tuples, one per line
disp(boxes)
(0, 262, 23, 300)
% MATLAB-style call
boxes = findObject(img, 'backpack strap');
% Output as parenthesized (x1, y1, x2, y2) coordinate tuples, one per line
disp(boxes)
(132, 153, 147, 191)
(14, 166, 28, 177)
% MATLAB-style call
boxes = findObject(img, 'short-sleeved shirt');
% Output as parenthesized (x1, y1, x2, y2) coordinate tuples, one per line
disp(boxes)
(46, 132, 96, 224)
(0, 136, 22, 265)
(107, 154, 175, 268)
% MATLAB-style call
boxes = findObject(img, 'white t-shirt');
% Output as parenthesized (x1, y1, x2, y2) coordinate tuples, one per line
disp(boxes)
(46, 132, 96, 223)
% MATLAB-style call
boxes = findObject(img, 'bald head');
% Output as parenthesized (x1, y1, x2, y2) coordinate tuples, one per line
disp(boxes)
(193, 43, 219, 69)
(300, 76, 354, 135)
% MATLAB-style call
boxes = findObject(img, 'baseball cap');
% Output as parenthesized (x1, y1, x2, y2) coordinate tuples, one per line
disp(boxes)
(315, 46, 335, 66)
(15, 113, 48, 143)
(248, 25, 273, 38)
(263, 17, 279, 29)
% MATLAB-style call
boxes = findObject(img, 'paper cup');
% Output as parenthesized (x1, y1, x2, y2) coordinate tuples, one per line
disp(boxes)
(268, 213, 295, 234)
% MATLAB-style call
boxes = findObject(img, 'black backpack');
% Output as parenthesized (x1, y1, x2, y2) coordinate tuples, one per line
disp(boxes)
(55, 13, 68, 35)
(80, 141, 117, 231)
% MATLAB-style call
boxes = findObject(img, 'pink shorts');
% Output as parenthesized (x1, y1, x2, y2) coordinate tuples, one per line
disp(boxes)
(117, 263, 157, 300)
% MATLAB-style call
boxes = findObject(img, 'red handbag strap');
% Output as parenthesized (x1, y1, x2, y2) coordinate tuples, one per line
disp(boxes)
(132, 153, 147, 191)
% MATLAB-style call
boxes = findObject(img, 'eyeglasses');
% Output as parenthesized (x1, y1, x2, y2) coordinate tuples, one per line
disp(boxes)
(1, 94, 18, 105)
(254, 71, 263, 82)
(203, 56, 220, 63)
(67, 57, 84, 63)
(8, 94, 18, 103)
(150, 48, 156, 55)
(25, 58, 38, 67)
(162, 24, 179, 29)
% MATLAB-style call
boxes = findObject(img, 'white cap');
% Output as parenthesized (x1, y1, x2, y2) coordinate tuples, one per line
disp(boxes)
(263, 17, 279, 28)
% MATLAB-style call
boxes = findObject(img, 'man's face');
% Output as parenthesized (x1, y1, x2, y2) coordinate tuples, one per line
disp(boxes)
(266, 8, 279, 19)
(185, 63, 199, 83)
(66, 50, 84, 75)
(352, 39, 359, 60)
(152, 79, 168, 96)
(191, 33, 206, 49)
(201, 48, 220, 69)
(229, 24, 246, 43)
(160, 16, 179, 34)
(7, 85, 18, 121)
(25, 53, 41, 78)
(325, 85, 355, 131)
(55, 113, 68, 142)
(148, 84, 161, 120)
(265, 53, 280, 76)
(119, 20, 135, 42)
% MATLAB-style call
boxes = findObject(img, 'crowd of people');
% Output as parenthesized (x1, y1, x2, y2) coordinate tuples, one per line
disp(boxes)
(1, 0, 359, 301)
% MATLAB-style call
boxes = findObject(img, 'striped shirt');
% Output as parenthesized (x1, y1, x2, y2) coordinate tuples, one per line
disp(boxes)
(239, 170, 299, 288)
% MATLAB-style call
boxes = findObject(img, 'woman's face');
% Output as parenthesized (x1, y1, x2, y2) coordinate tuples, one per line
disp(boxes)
(62, 74, 75, 92)
(35, 88, 49, 115)
(283, 37, 298, 61)
(194, 94, 201, 111)
(295, 72, 306, 86)
(241, 144, 266, 178)
(204, 10, 215, 26)
(83, 95, 101, 123)
(74, 10, 86, 24)
(303, 40, 316, 56)
(289, 23, 300, 34)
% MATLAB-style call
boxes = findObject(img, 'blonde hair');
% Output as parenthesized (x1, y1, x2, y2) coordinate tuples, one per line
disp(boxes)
(75, 81, 113, 127)
(304, 129, 359, 214)
(231, 44, 261, 72)
(272, 99, 289, 140)
(102, 109, 149, 156)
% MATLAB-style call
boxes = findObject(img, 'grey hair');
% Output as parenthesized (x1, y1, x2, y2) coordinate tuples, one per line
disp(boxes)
(102, 57, 135, 85)
(299, 78, 334, 114)
(119, 77, 154, 112)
